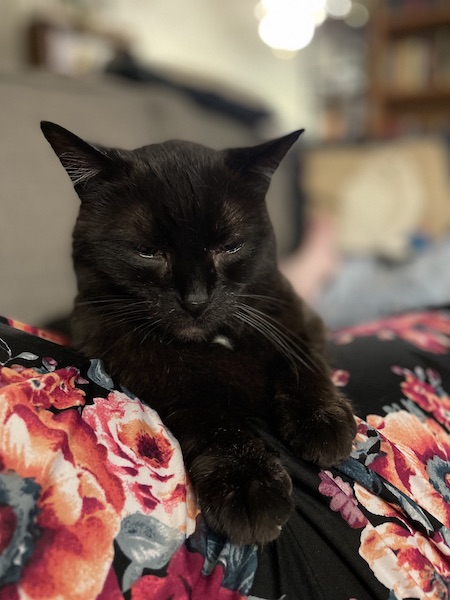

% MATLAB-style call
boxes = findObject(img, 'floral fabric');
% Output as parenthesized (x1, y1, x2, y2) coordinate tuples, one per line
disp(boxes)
(1, 310, 450, 599)
(0, 317, 253, 600)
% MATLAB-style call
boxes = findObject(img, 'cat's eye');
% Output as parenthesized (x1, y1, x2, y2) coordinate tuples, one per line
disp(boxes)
(135, 246, 165, 259)
(217, 242, 243, 255)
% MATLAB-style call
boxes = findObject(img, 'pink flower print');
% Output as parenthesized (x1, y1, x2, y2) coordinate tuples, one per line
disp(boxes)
(131, 544, 244, 600)
(333, 311, 450, 354)
(332, 369, 350, 387)
(83, 392, 198, 533)
(318, 470, 368, 528)
(392, 366, 450, 430)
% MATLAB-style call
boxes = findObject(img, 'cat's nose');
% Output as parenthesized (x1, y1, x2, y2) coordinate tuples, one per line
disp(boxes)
(182, 298, 209, 318)
(178, 270, 211, 317)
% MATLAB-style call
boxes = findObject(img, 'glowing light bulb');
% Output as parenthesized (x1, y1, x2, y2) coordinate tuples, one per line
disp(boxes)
(326, 0, 352, 19)
(255, 0, 324, 52)
(345, 3, 369, 27)
(258, 11, 315, 51)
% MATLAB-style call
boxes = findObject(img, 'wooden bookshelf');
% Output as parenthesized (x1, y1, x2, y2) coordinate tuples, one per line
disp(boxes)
(367, 1, 450, 136)
(385, 87, 450, 106)
(386, 5, 450, 35)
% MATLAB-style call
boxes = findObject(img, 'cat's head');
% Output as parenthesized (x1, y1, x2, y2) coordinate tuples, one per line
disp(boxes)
(41, 122, 302, 343)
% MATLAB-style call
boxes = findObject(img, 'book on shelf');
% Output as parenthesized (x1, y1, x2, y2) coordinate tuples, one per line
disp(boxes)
(432, 27, 450, 86)
(383, 26, 450, 93)
(385, 36, 431, 92)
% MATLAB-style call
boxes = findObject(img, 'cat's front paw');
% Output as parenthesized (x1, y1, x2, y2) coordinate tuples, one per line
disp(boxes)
(277, 391, 356, 468)
(189, 439, 293, 546)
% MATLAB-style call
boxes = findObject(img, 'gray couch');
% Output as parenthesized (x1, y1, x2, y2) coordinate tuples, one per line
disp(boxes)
(0, 71, 297, 326)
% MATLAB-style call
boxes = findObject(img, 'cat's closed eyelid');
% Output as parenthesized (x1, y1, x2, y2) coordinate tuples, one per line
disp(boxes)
(215, 242, 244, 255)
(134, 246, 166, 260)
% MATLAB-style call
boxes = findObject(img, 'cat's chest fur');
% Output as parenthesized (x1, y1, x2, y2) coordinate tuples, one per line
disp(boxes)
(73, 308, 275, 414)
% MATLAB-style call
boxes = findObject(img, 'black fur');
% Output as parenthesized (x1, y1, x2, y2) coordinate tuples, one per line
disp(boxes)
(41, 121, 356, 545)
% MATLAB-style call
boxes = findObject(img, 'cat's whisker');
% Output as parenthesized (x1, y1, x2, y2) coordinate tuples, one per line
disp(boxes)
(95, 308, 150, 321)
(121, 319, 154, 347)
(239, 311, 317, 375)
(79, 309, 148, 327)
(235, 305, 319, 374)
(75, 301, 150, 314)
(107, 316, 162, 354)
(139, 319, 163, 346)
(234, 293, 290, 307)
(74, 309, 149, 324)
(239, 303, 315, 359)
(75, 297, 145, 306)
(233, 310, 299, 382)
(237, 316, 300, 380)
(75, 299, 153, 319)
(81, 309, 156, 333)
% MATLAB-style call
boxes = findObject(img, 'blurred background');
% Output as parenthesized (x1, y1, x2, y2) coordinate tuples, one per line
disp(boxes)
(1, 0, 449, 330)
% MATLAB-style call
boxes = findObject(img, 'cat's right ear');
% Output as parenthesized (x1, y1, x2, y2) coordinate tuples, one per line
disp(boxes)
(40, 121, 115, 189)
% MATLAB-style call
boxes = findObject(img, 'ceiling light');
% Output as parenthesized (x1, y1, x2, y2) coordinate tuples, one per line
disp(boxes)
(326, 0, 352, 19)
(255, 0, 324, 52)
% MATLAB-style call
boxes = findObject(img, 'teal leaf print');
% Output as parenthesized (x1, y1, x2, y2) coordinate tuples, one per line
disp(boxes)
(87, 359, 114, 390)
(115, 512, 184, 591)
(0, 473, 41, 585)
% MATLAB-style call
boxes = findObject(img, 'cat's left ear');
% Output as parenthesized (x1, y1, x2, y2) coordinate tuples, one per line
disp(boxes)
(41, 121, 117, 189)
(226, 129, 304, 182)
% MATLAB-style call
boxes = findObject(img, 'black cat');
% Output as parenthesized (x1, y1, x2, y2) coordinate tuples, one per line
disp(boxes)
(41, 121, 356, 545)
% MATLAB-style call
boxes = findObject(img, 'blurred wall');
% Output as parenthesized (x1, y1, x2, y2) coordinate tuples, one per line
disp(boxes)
(0, 0, 317, 134)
